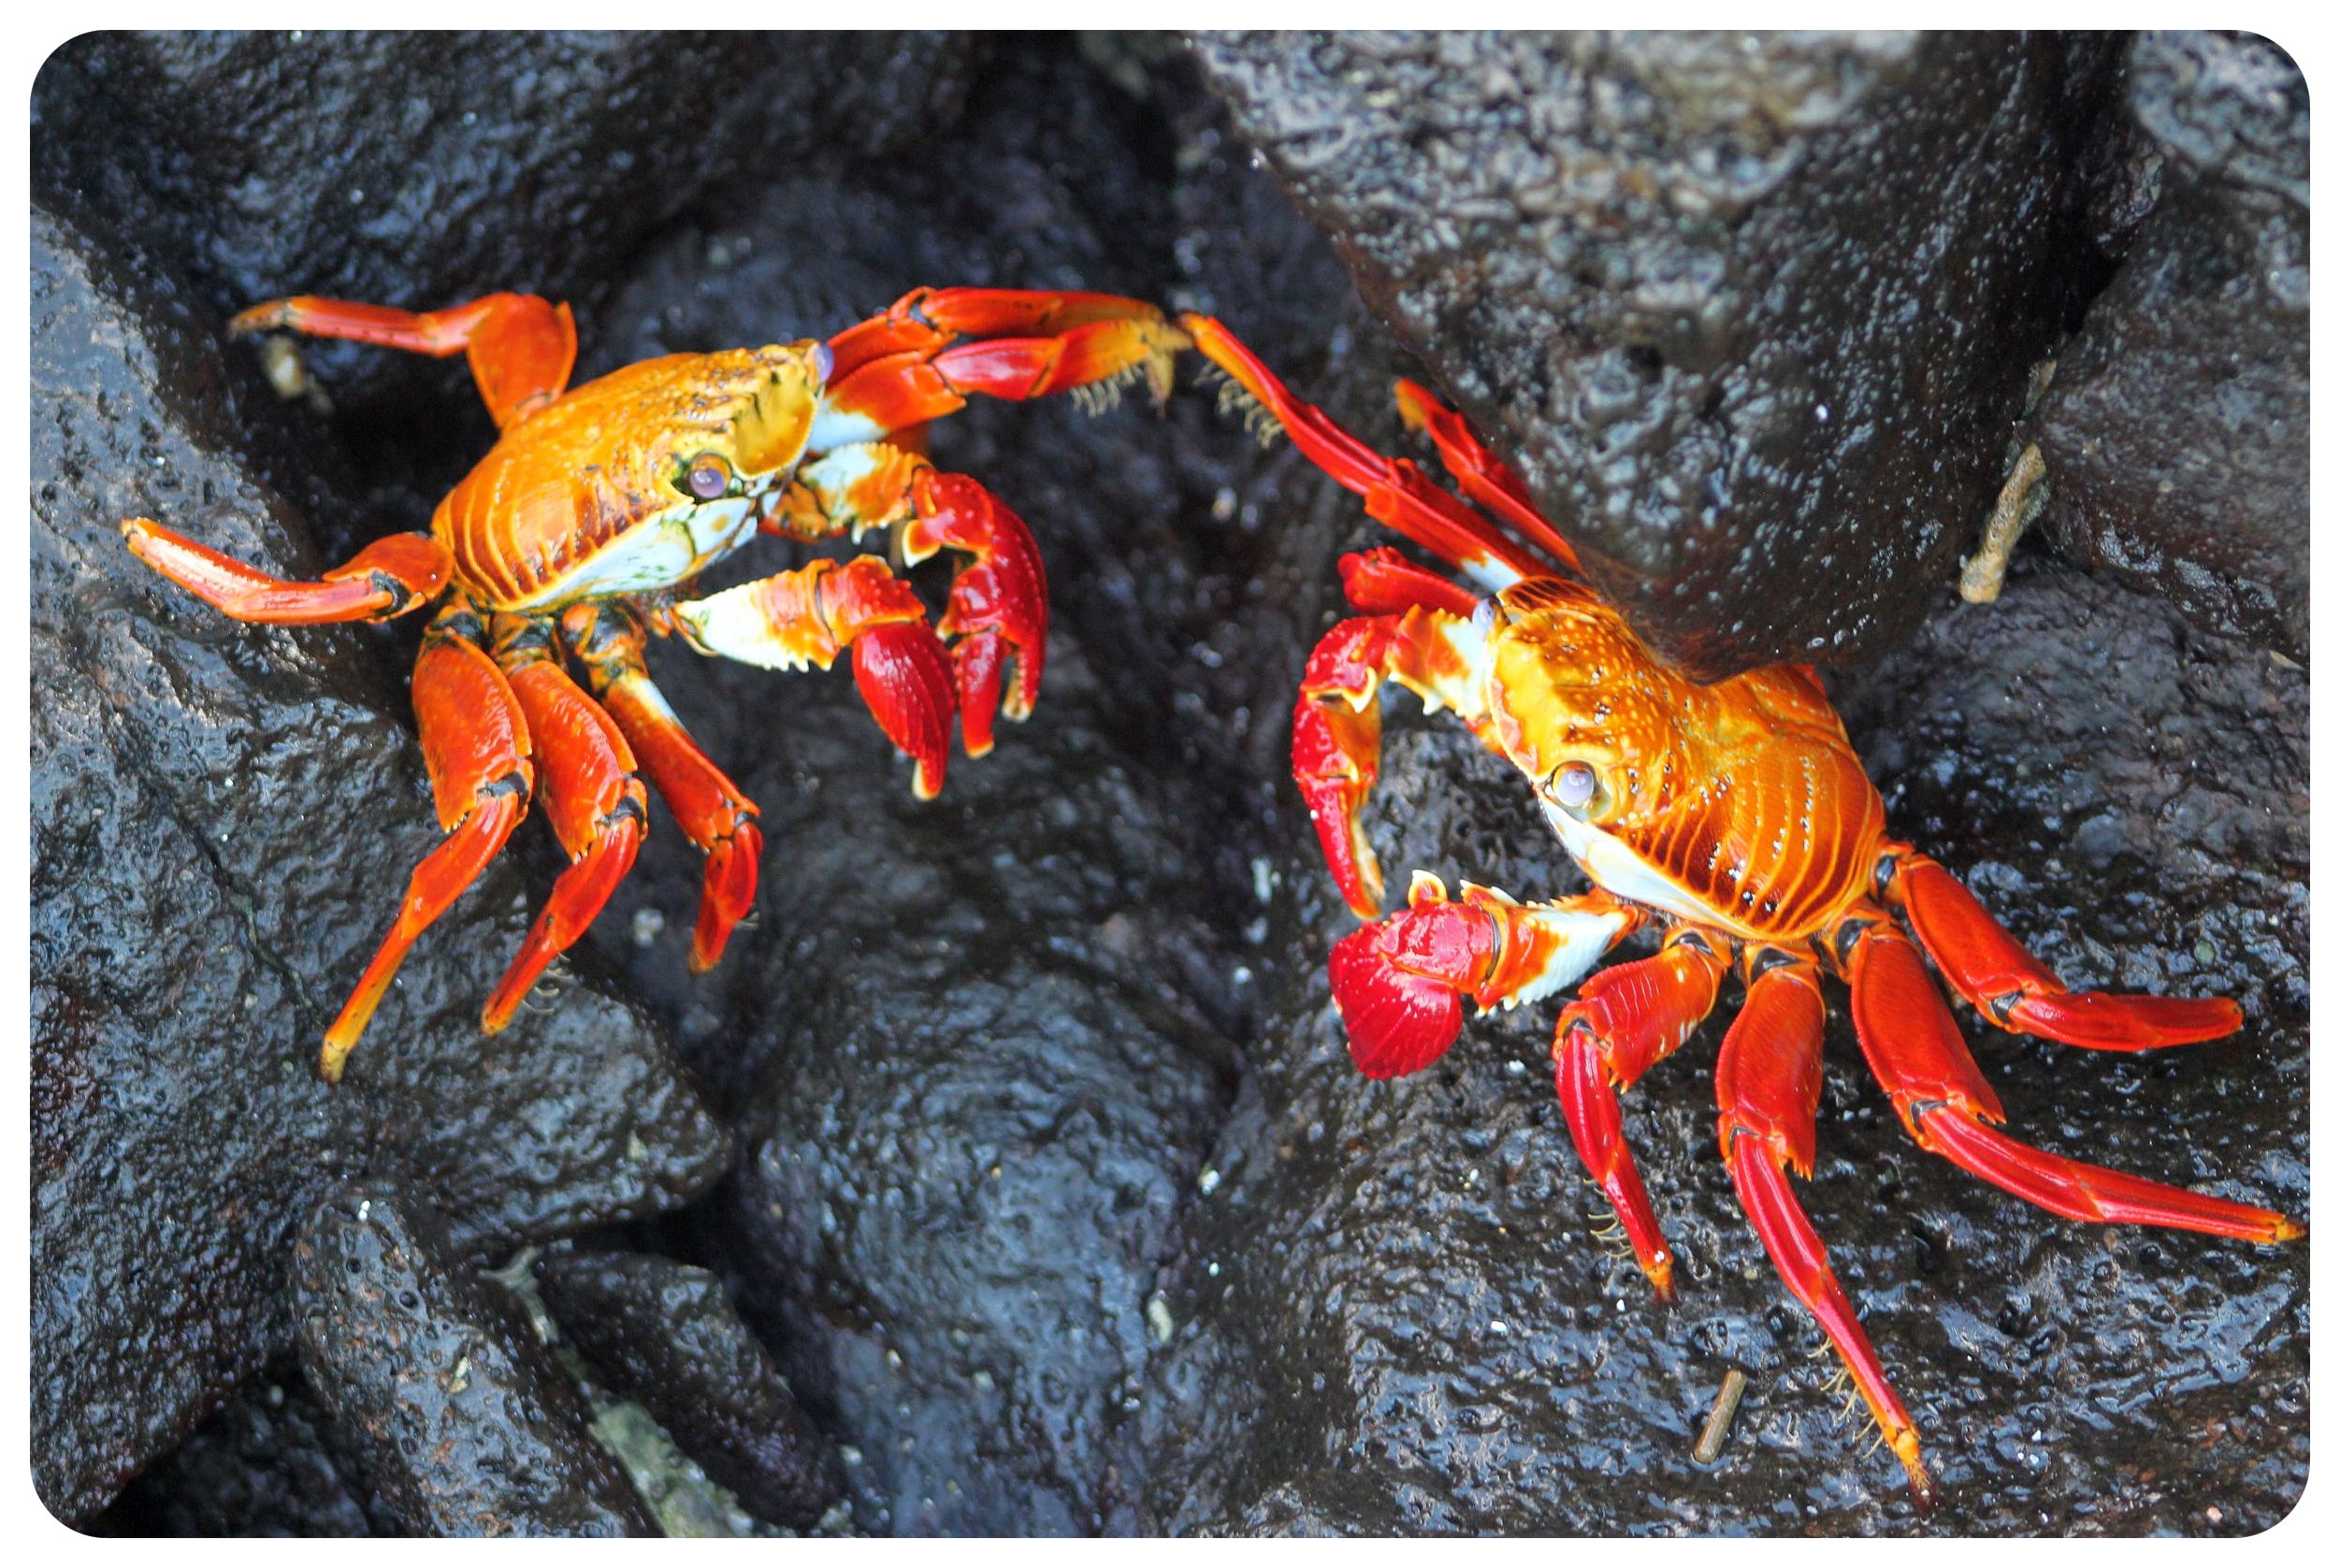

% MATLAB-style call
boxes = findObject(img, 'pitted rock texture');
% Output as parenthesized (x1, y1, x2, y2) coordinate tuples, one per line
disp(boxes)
(1193, 31, 2120, 680)
(30, 32, 975, 409)
(294, 1184, 658, 1535)
(32, 199, 727, 1524)
(536, 1250, 841, 1529)
(102, 1370, 384, 1536)
(2032, 31, 2308, 662)
(1142, 555, 2307, 1534)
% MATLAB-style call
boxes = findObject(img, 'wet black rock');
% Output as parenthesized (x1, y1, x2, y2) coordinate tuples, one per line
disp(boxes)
(536, 1250, 841, 1529)
(104, 1369, 383, 1537)
(2032, 32, 2308, 662)
(294, 1184, 658, 1535)
(30, 31, 975, 408)
(1144, 555, 2307, 1534)
(1193, 32, 2119, 680)
(31, 199, 728, 1523)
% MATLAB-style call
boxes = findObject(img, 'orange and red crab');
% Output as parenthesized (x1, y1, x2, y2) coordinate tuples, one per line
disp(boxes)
(123, 285, 1189, 1080)
(1180, 317, 2304, 1504)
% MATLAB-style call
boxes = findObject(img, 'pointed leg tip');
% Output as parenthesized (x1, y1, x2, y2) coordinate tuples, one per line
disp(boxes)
(1898, 1438, 1938, 1513)
(686, 922, 731, 975)
(2272, 1216, 2307, 1244)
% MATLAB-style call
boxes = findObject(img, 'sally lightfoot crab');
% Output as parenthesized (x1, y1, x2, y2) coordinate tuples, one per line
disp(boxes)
(1184, 317, 2303, 1503)
(123, 286, 1189, 1079)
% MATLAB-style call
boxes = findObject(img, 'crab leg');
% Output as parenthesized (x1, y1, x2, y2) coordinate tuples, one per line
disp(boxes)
(1553, 928, 1730, 1300)
(1884, 848, 2246, 1050)
(1714, 953, 1933, 1504)
(1296, 597, 1491, 917)
(673, 556, 957, 799)
(818, 287, 1191, 437)
(1181, 314, 1555, 592)
(322, 605, 532, 1080)
(1844, 915, 2301, 1244)
(1329, 872, 1640, 1078)
(473, 618, 648, 1033)
(775, 446, 1047, 755)
(1393, 379, 1582, 575)
(122, 523, 452, 625)
(228, 291, 578, 428)
(562, 602, 762, 973)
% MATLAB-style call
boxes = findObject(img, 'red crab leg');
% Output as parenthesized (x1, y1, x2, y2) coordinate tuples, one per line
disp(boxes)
(322, 606, 532, 1081)
(562, 602, 762, 973)
(122, 522, 452, 624)
(1553, 928, 1730, 1300)
(1844, 914, 2301, 1244)
(229, 292, 578, 429)
(1295, 602, 1489, 916)
(1180, 314, 1556, 590)
(817, 288, 1192, 447)
(672, 555, 956, 800)
(1885, 848, 2246, 1050)
(775, 446, 1047, 757)
(1329, 873, 1639, 1079)
(1714, 953, 1934, 1505)
(478, 621, 648, 1033)
(1392, 379, 1583, 575)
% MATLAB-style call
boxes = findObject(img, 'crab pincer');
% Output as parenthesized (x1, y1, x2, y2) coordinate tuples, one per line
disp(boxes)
(676, 555, 957, 799)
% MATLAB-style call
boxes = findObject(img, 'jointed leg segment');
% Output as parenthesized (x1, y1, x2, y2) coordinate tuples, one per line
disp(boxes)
(229, 291, 578, 428)
(321, 605, 532, 1080)
(563, 602, 762, 973)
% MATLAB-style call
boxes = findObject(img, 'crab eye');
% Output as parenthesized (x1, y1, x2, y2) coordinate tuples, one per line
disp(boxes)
(683, 453, 733, 501)
(1553, 761, 1598, 812)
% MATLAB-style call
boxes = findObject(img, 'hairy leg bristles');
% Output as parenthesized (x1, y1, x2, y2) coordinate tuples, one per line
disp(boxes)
(1196, 364, 1283, 447)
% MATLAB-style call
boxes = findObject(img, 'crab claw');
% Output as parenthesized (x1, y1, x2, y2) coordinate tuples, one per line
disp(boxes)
(852, 621, 957, 801)
(901, 469, 1047, 757)
(675, 555, 957, 799)
(1328, 875, 1497, 1077)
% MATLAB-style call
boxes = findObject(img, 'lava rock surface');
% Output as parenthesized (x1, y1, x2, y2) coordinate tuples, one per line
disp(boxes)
(535, 1249, 841, 1529)
(1194, 31, 2120, 680)
(293, 1183, 658, 1535)
(2031, 31, 2309, 662)
(32, 199, 727, 1523)
(31, 32, 974, 408)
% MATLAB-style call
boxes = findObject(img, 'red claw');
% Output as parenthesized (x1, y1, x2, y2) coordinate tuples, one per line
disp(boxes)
(1328, 895, 1498, 1078)
(903, 470, 1048, 750)
(852, 620, 957, 800)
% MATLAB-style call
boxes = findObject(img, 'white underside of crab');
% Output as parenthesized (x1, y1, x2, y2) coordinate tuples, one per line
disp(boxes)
(506, 494, 767, 612)
(1539, 798, 1756, 940)
(1498, 897, 1635, 1010)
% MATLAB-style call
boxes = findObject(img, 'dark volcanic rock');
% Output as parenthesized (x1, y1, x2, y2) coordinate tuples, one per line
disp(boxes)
(294, 1184, 657, 1535)
(2032, 31, 2308, 662)
(103, 1370, 383, 1537)
(31, 200, 728, 1523)
(536, 1250, 841, 1529)
(1143, 555, 2307, 1534)
(1193, 31, 2120, 680)
(30, 31, 975, 407)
